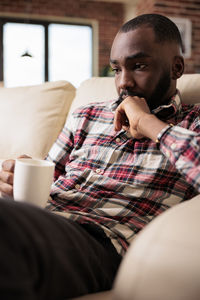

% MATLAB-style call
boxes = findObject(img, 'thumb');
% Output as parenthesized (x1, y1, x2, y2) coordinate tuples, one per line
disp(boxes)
(17, 154, 32, 159)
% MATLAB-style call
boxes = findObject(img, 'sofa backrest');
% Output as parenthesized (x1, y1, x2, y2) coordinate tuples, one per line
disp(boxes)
(0, 80, 75, 160)
(69, 74, 200, 116)
(177, 74, 200, 104)
(0, 73, 199, 162)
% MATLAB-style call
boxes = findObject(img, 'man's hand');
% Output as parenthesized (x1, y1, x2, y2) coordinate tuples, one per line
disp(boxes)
(0, 155, 31, 198)
(114, 96, 151, 139)
(0, 159, 15, 197)
(114, 96, 169, 141)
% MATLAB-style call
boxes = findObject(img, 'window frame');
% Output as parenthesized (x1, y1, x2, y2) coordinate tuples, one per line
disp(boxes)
(0, 13, 98, 83)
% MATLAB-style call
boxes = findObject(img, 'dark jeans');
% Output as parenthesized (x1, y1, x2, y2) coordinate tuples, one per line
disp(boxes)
(0, 199, 122, 300)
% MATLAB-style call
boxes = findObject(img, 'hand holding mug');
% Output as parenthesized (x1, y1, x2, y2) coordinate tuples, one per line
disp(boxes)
(13, 158, 55, 207)
(0, 159, 15, 197)
(0, 156, 55, 208)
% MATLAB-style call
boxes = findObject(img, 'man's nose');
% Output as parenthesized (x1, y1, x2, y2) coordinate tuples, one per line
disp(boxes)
(119, 70, 135, 90)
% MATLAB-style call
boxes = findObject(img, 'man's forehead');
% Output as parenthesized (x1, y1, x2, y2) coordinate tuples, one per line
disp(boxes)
(110, 27, 158, 60)
(113, 27, 156, 47)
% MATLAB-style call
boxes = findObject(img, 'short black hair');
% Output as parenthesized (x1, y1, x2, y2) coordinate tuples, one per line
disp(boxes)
(119, 14, 184, 52)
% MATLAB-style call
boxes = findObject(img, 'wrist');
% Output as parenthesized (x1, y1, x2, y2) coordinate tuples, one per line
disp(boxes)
(137, 113, 168, 142)
(137, 113, 154, 135)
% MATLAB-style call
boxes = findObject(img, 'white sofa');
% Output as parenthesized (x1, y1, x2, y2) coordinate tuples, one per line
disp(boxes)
(0, 74, 200, 300)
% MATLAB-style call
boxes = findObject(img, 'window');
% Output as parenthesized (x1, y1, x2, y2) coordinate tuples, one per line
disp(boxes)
(49, 24, 92, 87)
(0, 17, 94, 88)
(3, 23, 45, 87)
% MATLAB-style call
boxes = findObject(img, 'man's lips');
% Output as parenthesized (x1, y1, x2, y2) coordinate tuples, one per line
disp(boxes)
(119, 91, 145, 101)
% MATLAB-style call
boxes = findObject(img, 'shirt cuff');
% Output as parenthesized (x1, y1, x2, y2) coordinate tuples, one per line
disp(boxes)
(156, 123, 174, 145)
(158, 125, 197, 164)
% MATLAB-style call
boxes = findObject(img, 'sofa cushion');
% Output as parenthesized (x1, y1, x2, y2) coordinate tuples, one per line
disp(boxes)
(0, 80, 75, 160)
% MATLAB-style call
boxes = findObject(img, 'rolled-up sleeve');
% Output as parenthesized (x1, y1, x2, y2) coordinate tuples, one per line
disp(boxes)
(159, 120, 200, 193)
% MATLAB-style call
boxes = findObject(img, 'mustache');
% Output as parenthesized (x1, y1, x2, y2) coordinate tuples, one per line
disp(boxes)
(118, 90, 145, 102)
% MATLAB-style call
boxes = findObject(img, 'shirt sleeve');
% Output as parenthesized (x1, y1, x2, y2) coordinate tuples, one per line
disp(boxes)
(46, 113, 75, 181)
(159, 116, 200, 193)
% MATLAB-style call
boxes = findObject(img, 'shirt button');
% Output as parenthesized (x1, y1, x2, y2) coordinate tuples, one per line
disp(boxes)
(116, 138, 121, 143)
(96, 168, 102, 174)
(75, 184, 80, 190)
(171, 143, 177, 150)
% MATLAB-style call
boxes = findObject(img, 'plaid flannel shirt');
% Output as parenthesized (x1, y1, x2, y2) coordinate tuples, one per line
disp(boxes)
(47, 91, 200, 255)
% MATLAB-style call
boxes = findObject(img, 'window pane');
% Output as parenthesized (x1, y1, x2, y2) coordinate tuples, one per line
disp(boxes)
(3, 23, 44, 87)
(49, 24, 92, 87)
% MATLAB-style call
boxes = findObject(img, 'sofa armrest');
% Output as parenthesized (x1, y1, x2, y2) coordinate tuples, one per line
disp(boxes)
(113, 195, 200, 300)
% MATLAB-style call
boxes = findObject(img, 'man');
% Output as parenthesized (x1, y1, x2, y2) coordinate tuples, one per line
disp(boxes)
(0, 13, 200, 299)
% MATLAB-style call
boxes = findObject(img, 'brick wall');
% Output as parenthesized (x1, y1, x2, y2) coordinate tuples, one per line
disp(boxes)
(136, 0, 200, 73)
(0, 0, 199, 75)
(0, 0, 124, 76)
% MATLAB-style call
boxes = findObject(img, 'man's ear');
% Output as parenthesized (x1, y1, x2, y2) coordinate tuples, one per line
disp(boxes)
(172, 56, 184, 79)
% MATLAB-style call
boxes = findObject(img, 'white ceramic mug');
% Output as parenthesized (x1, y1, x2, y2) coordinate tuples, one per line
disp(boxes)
(13, 158, 55, 207)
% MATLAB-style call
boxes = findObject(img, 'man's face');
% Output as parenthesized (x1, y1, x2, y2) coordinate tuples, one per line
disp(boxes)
(110, 26, 177, 110)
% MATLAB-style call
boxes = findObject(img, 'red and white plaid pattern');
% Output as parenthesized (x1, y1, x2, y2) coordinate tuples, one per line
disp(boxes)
(46, 92, 200, 255)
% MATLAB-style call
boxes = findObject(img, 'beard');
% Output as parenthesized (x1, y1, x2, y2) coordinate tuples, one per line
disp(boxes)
(147, 68, 171, 110)
(117, 68, 171, 111)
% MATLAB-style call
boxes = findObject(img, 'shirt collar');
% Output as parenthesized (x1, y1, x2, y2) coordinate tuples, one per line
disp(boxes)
(110, 90, 182, 120)
(152, 90, 182, 119)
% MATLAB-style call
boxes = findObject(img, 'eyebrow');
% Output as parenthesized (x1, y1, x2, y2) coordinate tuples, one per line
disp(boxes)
(110, 52, 151, 64)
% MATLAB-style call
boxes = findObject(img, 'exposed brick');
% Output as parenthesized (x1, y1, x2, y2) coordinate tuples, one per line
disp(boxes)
(0, 0, 199, 75)
(0, 0, 124, 75)
(136, 0, 200, 73)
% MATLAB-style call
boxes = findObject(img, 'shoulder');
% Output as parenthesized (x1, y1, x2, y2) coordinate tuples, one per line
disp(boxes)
(181, 103, 200, 117)
(178, 104, 200, 130)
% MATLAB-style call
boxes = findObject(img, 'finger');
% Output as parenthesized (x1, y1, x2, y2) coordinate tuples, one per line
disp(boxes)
(0, 171, 14, 185)
(122, 125, 130, 132)
(0, 181, 13, 196)
(18, 154, 31, 159)
(2, 159, 15, 172)
(114, 109, 129, 132)
(2, 155, 31, 172)
(114, 110, 123, 131)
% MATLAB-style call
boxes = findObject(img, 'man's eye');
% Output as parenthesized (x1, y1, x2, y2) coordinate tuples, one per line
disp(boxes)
(111, 68, 120, 74)
(135, 63, 146, 70)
